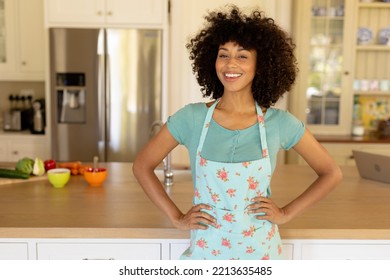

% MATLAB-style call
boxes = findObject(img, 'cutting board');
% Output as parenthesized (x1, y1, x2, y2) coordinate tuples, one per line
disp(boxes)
(0, 163, 48, 185)
(0, 174, 48, 185)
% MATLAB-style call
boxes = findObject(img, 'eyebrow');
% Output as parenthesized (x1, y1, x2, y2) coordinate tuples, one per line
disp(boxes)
(218, 47, 248, 51)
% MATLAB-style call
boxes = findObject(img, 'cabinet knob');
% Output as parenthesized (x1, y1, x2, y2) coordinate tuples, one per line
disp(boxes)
(12, 150, 18, 155)
(97, 11, 102, 16)
(21, 61, 26, 66)
(344, 71, 349, 75)
(107, 11, 112, 16)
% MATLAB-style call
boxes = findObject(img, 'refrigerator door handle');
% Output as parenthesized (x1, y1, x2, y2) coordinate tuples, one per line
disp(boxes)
(105, 53, 111, 143)
(97, 52, 105, 143)
(97, 29, 106, 145)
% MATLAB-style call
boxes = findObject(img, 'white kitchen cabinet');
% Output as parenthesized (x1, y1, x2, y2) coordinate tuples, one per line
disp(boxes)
(45, 0, 167, 28)
(0, 243, 28, 260)
(301, 242, 390, 260)
(0, 135, 50, 162)
(37, 242, 162, 260)
(169, 241, 294, 260)
(0, 0, 45, 81)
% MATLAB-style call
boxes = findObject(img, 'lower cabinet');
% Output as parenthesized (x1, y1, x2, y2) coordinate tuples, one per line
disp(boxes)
(0, 243, 28, 260)
(37, 242, 162, 260)
(0, 135, 50, 162)
(300, 242, 390, 260)
(0, 238, 389, 260)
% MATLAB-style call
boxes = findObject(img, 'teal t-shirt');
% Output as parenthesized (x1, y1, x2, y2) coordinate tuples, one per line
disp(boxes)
(167, 102, 305, 179)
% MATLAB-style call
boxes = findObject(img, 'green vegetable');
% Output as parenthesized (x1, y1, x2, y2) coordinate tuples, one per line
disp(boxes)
(15, 157, 34, 174)
(0, 168, 30, 179)
(32, 158, 45, 176)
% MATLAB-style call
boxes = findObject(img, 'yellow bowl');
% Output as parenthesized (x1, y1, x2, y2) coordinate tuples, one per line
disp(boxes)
(83, 167, 107, 187)
(47, 168, 71, 188)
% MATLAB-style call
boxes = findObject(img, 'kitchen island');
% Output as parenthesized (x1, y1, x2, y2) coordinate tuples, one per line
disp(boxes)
(1, 163, 390, 260)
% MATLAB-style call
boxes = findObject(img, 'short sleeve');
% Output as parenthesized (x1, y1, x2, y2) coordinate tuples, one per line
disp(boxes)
(278, 110, 305, 150)
(166, 104, 195, 146)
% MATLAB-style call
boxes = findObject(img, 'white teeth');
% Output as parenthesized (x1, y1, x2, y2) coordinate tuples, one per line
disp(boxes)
(225, 73, 242, 78)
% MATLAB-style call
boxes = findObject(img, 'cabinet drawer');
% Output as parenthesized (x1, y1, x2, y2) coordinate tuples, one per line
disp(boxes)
(0, 243, 29, 260)
(169, 241, 293, 260)
(301, 243, 390, 260)
(37, 243, 161, 260)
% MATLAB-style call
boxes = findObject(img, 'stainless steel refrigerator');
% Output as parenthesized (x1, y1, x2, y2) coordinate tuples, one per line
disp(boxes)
(49, 28, 162, 162)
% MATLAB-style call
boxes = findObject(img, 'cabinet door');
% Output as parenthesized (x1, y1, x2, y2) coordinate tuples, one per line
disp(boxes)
(292, 0, 354, 134)
(106, 0, 165, 26)
(8, 140, 50, 162)
(0, 141, 9, 161)
(0, 243, 28, 260)
(46, 0, 105, 26)
(0, 0, 17, 73)
(37, 243, 162, 260)
(18, 0, 44, 78)
(302, 243, 390, 260)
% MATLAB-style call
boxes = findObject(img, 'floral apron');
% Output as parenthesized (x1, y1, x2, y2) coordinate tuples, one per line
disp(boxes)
(180, 100, 283, 260)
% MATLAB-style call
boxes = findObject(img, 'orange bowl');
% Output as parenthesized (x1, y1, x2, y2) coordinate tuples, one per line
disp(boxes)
(83, 167, 107, 187)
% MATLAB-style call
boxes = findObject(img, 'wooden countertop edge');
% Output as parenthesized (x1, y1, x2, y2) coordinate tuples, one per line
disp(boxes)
(1, 228, 389, 240)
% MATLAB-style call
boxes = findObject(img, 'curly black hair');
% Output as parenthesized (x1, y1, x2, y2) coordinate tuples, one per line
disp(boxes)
(186, 5, 298, 108)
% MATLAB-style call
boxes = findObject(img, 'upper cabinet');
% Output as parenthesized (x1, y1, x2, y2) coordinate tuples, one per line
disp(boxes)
(353, 1, 390, 133)
(291, 0, 354, 135)
(291, 0, 390, 135)
(45, 0, 167, 28)
(0, 0, 45, 81)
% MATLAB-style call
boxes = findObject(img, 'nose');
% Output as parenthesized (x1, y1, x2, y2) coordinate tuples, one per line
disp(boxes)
(226, 57, 238, 68)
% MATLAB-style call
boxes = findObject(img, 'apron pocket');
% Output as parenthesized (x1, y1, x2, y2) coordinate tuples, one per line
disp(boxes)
(202, 207, 269, 235)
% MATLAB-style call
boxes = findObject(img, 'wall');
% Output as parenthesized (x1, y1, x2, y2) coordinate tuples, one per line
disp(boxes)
(169, 0, 293, 165)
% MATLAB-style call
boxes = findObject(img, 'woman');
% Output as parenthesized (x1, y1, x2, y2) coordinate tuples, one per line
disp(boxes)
(133, 6, 342, 260)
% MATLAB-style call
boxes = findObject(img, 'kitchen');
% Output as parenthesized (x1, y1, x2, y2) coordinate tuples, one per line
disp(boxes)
(0, 0, 390, 261)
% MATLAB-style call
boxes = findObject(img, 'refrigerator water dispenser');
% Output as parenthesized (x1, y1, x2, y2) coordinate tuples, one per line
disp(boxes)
(56, 73, 86, 123)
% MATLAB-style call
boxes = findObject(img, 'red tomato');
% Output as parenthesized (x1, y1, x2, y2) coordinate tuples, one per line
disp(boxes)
(44, 159, 57, 171)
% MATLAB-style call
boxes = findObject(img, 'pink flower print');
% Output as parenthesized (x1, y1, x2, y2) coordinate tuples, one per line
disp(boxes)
(256, 190, 265, 197)
(221, 238, 232, 249)
(226, 188, 236, 198)
(214, 222, 221, 229)
(211, 192, 220, 203)
(242, 225, 256, 237)
(246, 246, 255, 254)
(194, 188, 200, 199)
(262, 148, 268, 158)
(247, 176, 259, 190)
(216, 168, 229, 182)
(235, 172, 241, 176)
(212, 249, 221, 256)
(222, 212, 236, 223)
(261, 253, 270, 260)
(196, 238, 208, 249)
(242, 161, 251, 168)
(278, 244, 283, 255)
(266, 224, 276, 241)
(258, 115, 264, 125)
(199, 157, 207, 167)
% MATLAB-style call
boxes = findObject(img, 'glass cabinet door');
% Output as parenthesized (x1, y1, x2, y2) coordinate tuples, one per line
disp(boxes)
(306, 0, 346, 126)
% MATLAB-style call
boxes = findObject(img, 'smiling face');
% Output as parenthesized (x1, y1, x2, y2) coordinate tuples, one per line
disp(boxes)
(215, 41, 257, 96)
